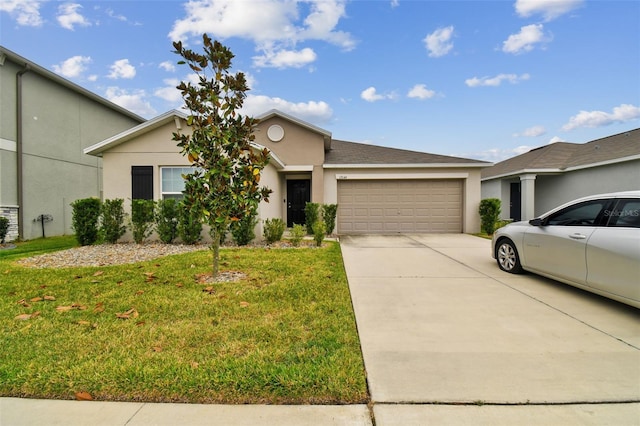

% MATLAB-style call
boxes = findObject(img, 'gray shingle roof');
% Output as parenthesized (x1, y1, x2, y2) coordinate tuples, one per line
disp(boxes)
(325, 139, 489, 166)
(482, 128, 640, 179)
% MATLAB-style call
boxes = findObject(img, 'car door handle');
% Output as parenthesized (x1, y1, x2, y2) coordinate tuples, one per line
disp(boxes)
(569, 233, 587, 240)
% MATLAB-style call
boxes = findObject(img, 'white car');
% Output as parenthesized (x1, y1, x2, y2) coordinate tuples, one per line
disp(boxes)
(492, 191, 640, 309)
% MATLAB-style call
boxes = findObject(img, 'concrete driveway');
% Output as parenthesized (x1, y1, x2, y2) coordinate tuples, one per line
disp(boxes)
(340, 234, 640, 425)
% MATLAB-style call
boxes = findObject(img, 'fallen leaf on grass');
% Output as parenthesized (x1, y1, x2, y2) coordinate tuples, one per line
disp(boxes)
(240, 301, 250, 308)
(202, 286, 215, 294)
(144, 272, 156, 282)
(195, 273, 211, 283)
(93, 302, 105, 313)
(151, 346, 162, 352)
(15, 312, 39, 320)
(43, 295, 56, 301)
(57, 303, 88, 313)
(135, 290, 144, 296)
(93, 271, 104, 277)
(30, 296, 43, 302)
(75, 391, 93, 401)
(116, 308, 139, 320)
(16, 299, 30, 308)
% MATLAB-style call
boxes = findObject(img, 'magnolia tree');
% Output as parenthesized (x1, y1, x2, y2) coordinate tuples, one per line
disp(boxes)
(172, 35, 271, 277)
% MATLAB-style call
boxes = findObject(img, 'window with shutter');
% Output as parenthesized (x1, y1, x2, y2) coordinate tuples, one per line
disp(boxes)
(131, 166, 153, 200)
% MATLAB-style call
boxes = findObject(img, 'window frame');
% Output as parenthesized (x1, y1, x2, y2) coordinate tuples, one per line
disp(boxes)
(160, 166, 197, 200)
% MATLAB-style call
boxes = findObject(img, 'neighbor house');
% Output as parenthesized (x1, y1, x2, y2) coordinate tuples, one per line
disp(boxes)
(85, 109, 490, 238)
(481, 128, 640, 221)
(0, 46, 144, 241)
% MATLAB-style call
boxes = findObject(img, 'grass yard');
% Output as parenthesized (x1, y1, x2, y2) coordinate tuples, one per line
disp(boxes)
(0, 236, 368, 404)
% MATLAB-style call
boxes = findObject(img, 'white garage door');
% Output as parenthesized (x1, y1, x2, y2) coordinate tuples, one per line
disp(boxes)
(337, 179, 463, 234)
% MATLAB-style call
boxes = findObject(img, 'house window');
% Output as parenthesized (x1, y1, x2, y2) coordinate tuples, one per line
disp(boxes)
(161, 167, 195, 200)
(131, 166, 153, 200)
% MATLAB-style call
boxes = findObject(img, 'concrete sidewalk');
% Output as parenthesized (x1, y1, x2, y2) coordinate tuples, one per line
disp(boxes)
(340, 234, 640, 425)
(2, 234, 639, 425)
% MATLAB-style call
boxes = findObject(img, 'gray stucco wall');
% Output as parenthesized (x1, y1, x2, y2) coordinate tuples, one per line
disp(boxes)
(534, 160, 640, 215)
(1, 56, 141, 240)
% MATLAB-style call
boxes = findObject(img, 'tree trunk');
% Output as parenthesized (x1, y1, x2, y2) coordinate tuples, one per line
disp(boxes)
(209, 228, 220, 278)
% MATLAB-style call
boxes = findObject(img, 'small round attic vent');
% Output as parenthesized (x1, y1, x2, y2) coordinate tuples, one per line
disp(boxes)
(267, 125, 285, 142)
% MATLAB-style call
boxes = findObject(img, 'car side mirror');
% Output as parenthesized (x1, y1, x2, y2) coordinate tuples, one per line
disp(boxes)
(529, 218, 543, 226)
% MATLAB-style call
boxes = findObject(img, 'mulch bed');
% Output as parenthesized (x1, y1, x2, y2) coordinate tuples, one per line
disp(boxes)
(14, 240, 325, 270)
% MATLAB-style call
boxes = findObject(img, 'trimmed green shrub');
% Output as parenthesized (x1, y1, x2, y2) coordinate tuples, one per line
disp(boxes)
(71, 198, 101, 246)
(290, 224, 306, 247)
(155, 199, 179, 244)
(230, 215, 257, 246)
(101, 198, 127, 244)
(263, 218, 285, 244)
(178, 201, 202, 245)
(131, 199, 155, 244)
(305, 202, 320, 235)
(0, 216, 10, 244)
(312, 221, 326, 247)
(479, 198, 502, 235)
(322, 204, 338, 235)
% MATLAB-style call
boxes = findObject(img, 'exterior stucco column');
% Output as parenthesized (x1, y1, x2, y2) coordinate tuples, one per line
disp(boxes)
(520, 173, 537, 220)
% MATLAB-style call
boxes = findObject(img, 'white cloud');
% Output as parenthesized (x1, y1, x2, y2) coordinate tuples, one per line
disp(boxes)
(407, 84, 436, 100)
(154, 78, 183, 103)
(105, 8, 126, 22)
(562, 104, 640, 131)
(52, 55, 92, 78)
(548, 136, 565, 144)
(424, 26, 454, 58)
(105, 87, 156, 117)
(57, 3, 91, 30)
(159, 61, 176, 72)
(168, 0, 355, 69)
(502, 24, 548, 54)
(390, 0, 399, 8)
(253, 47, 317, 69)
(513, 125, 546, 137)
(0, 0, 44, 26)
(360, 86, 396, 102)
(515, 0, 583, 22)
(241, 95, 333, 124)
(108, 59, 136, 79)
(465, 73, 530, 87)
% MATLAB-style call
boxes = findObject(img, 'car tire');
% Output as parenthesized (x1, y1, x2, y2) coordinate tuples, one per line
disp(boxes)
(496, 239, 523, 274)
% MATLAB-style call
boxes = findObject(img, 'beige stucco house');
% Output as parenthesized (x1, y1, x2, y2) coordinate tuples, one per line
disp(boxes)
(85, 109, 489, 238)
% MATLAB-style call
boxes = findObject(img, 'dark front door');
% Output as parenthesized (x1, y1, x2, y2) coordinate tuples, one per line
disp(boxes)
(287, 180, 311, 227)
(510, 182, 521, 221)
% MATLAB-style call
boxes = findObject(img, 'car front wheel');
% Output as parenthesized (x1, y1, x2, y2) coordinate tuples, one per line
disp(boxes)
(496, 239, 523, 274)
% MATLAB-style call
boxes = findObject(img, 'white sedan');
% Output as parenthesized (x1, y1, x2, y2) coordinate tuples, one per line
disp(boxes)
(492, 191, 640, 309)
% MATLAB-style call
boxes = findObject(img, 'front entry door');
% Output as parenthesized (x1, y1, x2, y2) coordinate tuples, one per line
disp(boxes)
(510, 182, 521, 221)
(287, 180, 310, 227)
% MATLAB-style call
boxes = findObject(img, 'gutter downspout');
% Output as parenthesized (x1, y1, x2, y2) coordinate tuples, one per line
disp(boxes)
(17, 64, 31, 240)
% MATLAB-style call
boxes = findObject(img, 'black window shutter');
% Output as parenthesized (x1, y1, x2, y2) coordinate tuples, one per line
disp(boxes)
(131, 166, 153, 200)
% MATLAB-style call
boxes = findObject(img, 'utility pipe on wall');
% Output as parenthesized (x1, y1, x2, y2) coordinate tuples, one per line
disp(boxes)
(16, 64, 31, 240)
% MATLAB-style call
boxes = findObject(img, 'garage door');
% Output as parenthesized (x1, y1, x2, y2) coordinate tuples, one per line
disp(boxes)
(337, 179, 462, 234)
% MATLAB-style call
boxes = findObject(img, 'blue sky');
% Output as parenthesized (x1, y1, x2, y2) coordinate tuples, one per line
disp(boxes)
(2, 0, 639, 162)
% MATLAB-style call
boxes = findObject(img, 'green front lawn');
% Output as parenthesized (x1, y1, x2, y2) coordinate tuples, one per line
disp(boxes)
(0, 237, 368, 404)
